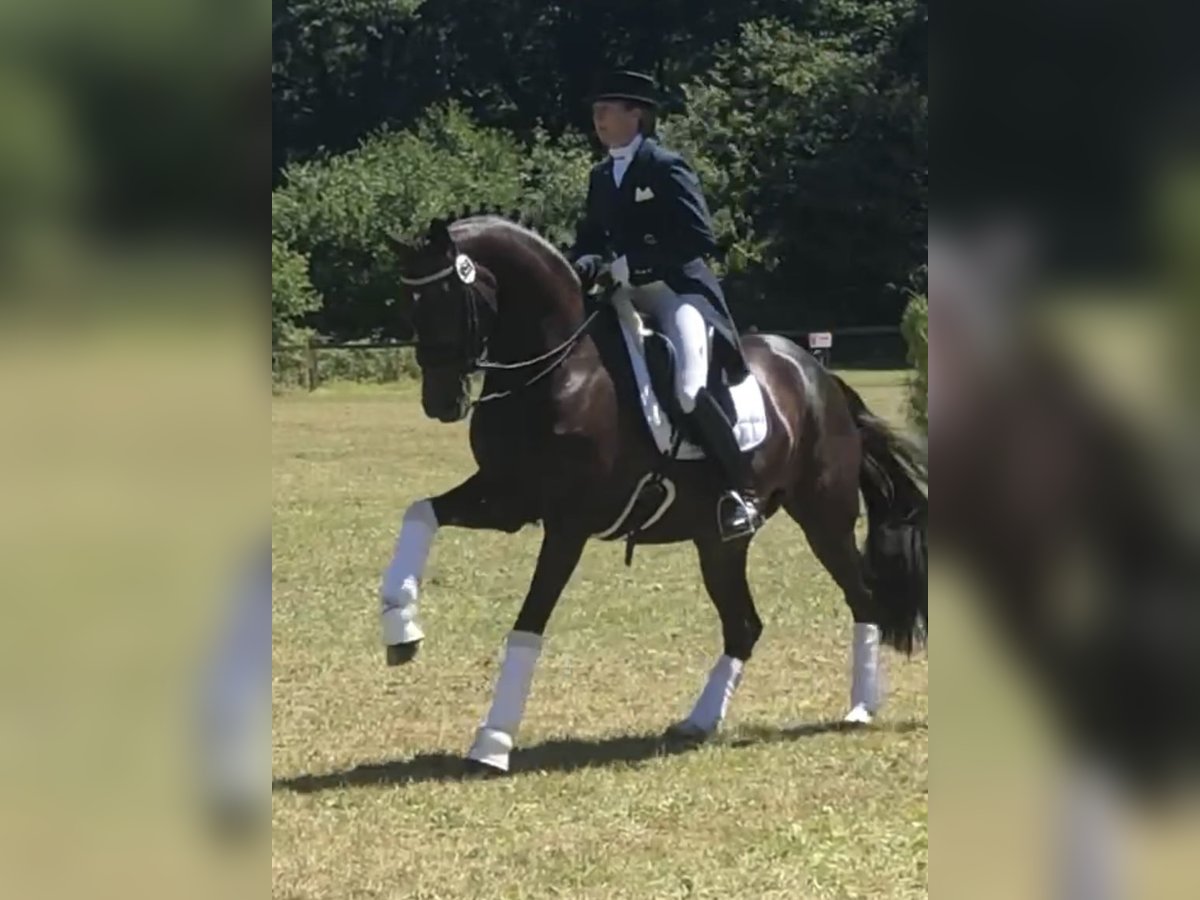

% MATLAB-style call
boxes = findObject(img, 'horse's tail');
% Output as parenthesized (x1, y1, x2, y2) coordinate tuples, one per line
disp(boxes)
(833, 375, 928, 654)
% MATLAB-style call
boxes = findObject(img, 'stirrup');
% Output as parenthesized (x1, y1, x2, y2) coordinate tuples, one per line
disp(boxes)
(716, 490, 762, 541)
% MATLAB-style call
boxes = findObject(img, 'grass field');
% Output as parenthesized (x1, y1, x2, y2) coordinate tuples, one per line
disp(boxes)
(272, 370, 927, 900)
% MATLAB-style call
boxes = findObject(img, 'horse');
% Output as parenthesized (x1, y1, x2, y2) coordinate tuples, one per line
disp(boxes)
(380, 214, 927, 773)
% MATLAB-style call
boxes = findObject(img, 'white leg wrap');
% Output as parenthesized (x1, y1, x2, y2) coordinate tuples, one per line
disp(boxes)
(683, 654, 744, 734)
(846, 622, 882, 723)
(467, 631, 543, 771)
(380, 500, 437, 645)
(199, 545, 270, 809)
(1059, 763, 1123, 900)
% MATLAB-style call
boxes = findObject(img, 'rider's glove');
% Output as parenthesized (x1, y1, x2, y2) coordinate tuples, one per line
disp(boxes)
(572, 254, 603, 290)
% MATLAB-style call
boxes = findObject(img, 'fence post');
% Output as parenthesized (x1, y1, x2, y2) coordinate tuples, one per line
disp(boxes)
(306, 337, 319, 392)
(808, 331, 833, 368)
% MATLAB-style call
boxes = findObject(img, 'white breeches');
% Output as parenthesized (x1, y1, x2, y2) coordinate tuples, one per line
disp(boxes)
(626, 282, 711, 415)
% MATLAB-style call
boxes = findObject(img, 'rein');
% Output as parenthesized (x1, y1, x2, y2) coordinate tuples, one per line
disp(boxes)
(398, 263, 458, 286)
(402, 252, 601, 410)
(472, 307, 600, 408)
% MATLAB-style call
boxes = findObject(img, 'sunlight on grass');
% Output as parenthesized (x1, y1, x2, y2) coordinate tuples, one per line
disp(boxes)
(272, 371, 926, 899)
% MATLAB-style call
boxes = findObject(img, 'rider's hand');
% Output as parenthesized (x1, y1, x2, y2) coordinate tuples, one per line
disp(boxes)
(572, 254, 603, 290)
(594, 264, 615, 291)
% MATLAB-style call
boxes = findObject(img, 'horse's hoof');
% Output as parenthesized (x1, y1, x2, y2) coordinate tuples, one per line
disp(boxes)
(466, 726, 513, 773)
(463, 757, 507, 778)
(664, 719, 713, 743)
(842, 703, 874, 725)
(385, 641, 421, 666)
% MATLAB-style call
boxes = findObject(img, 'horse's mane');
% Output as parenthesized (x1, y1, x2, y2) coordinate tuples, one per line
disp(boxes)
(442, 211, 582, 288)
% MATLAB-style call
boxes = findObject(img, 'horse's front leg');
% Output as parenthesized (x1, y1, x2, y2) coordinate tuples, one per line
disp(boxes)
(466, 527, 587, 773)
(379, 472, 527, 664)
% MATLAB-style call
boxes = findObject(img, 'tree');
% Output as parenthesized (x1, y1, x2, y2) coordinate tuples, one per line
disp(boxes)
(271, 0, 928, 340)
(272, 240, 321, 344)
(272, 104, 591, 340)
(670, 10, 926, 330)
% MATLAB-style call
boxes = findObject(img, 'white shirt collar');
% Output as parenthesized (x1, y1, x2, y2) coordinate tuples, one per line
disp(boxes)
(608, 133, 644, 161)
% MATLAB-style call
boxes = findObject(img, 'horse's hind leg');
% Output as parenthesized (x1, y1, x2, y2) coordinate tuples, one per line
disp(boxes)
(785, 487, 883, 724)
(668, 536, 763, 740)
(380, 472, 529, 665)
(467, 527, 587, 774)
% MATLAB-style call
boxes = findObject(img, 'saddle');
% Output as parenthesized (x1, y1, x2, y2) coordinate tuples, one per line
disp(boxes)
(586, 295, 769, 563)
(599, 294, 769, 461)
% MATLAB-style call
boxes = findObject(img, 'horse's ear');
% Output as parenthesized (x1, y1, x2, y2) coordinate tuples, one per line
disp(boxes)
(427, 218, 452, 251)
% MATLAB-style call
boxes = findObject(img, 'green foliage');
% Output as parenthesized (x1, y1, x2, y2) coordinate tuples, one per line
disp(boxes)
(271, 0, 928, 365)
(315, 345, 421, 384)
(272, 343, 422, 391)
(901, 293, 928, 431)
(272, 239, 321, 345)
(271, 0, 849, 170)
(271, 345, 310, 392)
(272, 0, 423, 175)
(273, 103, 591, 340)
(671, 12, 926, 330)
(521, 129, 595, 248)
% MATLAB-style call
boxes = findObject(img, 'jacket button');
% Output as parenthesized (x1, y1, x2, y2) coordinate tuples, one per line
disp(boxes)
(643, 234, 657, 245)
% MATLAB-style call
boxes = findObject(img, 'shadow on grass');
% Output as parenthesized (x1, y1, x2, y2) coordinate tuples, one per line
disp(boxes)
(273, 717, 926, 794)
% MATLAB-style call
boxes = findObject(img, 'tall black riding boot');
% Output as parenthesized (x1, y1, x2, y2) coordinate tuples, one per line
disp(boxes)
(686, 388, 764, 541)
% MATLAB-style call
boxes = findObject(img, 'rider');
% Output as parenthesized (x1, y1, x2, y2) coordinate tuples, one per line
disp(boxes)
(570, 70, 763, 541)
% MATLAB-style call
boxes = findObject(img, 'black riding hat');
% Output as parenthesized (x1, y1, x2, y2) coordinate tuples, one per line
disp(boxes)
(591, 70, 659, 108)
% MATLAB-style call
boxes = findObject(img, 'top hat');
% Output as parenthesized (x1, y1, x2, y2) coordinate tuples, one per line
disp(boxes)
(591, 70, 659, 107)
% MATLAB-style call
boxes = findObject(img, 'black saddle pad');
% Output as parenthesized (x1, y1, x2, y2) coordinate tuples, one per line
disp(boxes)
(587, 300, 745, 438)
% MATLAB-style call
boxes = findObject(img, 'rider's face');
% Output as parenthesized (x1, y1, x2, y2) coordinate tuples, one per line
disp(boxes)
(592, 101, 641, 148)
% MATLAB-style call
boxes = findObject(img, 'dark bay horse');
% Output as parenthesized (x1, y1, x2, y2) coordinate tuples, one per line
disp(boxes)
(381, 215, 926, 772)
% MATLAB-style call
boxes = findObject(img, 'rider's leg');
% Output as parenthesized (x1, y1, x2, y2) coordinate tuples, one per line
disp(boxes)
(635, 285, 762, 540)
(660, 296, 709, 414)
(627, 283, 709, 413)
(687, 385, 763, 540)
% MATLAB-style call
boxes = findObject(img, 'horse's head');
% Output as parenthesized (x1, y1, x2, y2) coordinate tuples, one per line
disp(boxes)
(389, 219, 496, 422)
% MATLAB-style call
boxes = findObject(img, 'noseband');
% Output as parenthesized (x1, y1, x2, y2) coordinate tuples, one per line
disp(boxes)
(401, 252, 600, 408)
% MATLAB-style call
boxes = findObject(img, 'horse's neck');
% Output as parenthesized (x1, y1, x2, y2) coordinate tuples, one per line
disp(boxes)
(476, 242, 583, 360)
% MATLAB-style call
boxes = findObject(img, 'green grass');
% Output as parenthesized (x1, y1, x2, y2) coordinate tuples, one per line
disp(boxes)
(272, 371, 927, 899)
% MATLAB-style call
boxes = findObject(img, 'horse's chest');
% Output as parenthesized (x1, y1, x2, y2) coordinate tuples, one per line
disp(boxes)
(469, 400, 566, 469)
(470, 409, 533, 465)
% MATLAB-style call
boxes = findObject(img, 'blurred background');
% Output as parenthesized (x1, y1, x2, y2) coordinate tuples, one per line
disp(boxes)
(0, 1, 264, 898)
(934, 1, 1199, 897)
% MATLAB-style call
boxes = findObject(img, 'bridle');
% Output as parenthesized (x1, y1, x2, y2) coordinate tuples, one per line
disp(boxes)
(400, 252, 599, 408)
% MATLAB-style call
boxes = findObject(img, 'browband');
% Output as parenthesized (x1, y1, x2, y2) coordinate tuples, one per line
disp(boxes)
(400, 254, 478, 287)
